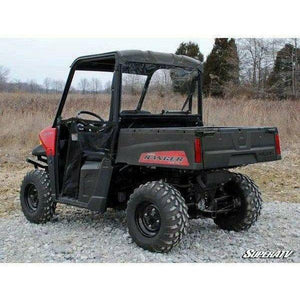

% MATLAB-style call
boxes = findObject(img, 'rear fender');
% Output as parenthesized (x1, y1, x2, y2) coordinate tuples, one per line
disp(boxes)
(39, 127, 57, 156)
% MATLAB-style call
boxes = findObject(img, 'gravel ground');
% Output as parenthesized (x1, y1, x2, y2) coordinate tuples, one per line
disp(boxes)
(0, 201, 299, 263)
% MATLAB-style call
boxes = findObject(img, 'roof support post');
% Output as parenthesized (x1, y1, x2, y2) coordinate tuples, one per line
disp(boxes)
(111, 64, 122, 122)
(52, 68, 75, 127)
(198, 71, 203, 124)
(136, 75, 152, 111)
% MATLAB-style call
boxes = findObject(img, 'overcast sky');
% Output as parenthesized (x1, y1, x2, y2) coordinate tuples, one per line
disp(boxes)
(0, 38, 214, 85)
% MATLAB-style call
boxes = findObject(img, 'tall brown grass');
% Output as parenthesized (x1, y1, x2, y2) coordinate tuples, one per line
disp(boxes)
(0, 92, 299, 152)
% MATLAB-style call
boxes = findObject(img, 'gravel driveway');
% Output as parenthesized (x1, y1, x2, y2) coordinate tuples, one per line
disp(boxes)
(0, 201, 299, 263)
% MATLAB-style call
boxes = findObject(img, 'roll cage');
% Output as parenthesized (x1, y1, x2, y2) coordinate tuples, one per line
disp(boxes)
(53, 50, 203, 127)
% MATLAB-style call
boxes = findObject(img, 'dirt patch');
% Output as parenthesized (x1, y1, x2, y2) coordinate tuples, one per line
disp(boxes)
(0, 150, 31, 217)
(237, 145, 300, 203)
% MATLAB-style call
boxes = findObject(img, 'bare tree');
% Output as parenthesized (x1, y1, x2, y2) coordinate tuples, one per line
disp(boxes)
(0, 65, 9, 91)
(13, 79, 23, 91)
(150, 69, 172, 97)
(78, 78, 89, 94)
(90, 78, 102, 94)
(122, 74, 144, 95)
(43, 77, 52, 93)
(104, 80, 112, 94)
(52, 80, 64, 93)
(237, 38, 283, 97)
(69, 86, 77, 94)
(28, 80, 41, 93)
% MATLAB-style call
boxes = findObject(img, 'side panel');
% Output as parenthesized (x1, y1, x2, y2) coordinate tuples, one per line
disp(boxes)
(73, 158, 113, 213)
(116, 128, 203, 170)
(87, 158, 113, 213)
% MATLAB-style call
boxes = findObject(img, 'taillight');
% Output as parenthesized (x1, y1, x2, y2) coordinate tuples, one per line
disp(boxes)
(39, 127, 57, 156)
(194, 138, 202, 163)
(275, 133, 281, 156)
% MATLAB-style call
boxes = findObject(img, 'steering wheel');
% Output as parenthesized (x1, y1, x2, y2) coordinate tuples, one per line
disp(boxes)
(76, 110, 104, 122)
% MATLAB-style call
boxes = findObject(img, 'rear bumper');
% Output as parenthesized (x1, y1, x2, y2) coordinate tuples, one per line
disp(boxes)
(203, 146, 280, 169)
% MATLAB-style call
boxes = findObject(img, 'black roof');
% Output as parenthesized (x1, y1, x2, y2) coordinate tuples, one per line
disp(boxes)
(71, 50, 202, 72)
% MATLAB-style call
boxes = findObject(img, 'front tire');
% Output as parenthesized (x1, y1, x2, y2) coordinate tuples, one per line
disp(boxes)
(214, 172, 262, 231)
(20, 170, 56, 224)
(127, 181, 189, 253)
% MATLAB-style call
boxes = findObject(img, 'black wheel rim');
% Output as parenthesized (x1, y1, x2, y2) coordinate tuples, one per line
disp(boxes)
(25, 184, 39, 212)
(135, 202, 161, 237)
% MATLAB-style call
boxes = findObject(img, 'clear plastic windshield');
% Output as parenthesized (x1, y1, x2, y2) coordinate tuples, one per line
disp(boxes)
(121, 63, 200, 114)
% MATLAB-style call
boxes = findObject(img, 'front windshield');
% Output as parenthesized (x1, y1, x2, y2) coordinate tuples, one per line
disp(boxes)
(121, 63, 200, 114)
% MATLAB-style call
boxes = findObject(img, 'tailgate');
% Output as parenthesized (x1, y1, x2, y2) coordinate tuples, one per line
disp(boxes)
(200, 127, 281, 169)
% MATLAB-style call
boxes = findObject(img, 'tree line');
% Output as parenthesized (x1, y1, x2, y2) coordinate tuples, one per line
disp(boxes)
(0, 70, 112, 95)
(176, 38, 299, 99)
(0, 38, 299, 99)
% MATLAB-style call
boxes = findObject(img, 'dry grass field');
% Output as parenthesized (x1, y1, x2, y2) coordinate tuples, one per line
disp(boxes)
(0, 92, 299, 217)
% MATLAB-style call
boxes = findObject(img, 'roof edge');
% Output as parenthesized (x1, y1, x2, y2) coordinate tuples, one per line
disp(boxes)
(70, 50, 203, 71)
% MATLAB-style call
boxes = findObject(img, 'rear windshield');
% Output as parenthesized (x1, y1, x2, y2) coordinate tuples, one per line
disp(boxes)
(121, 63, 200, 114)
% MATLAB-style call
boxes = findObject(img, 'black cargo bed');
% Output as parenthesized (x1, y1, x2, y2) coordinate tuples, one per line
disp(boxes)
(197, 126, 280, 169)
(116, 126, 281, 170)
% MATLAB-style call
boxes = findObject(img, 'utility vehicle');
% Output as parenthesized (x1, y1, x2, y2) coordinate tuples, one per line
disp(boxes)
(20, 50, 281, 253)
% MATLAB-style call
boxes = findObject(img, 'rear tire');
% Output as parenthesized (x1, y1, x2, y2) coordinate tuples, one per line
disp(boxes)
(127, 181, 189, 253)
(214, 172, 262, 231)
(20, 170, 56, 224)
